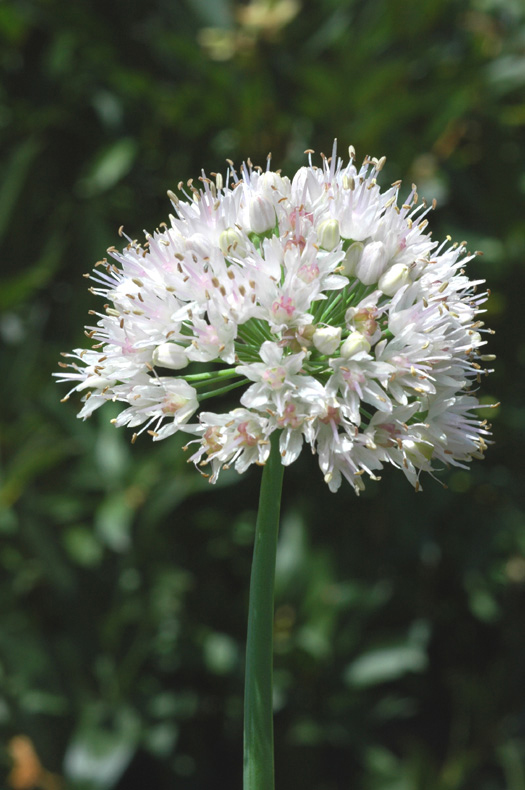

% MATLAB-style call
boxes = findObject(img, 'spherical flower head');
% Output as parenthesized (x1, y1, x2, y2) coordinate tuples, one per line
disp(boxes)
(56, 141, 495, 493)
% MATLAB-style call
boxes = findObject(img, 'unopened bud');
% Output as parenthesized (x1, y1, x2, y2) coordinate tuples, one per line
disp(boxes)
(219, 227, 248, 257)
(152, 343, 189, 370)
(340, 242, 363, 277)
(340, 331, 371, 358)
(299, 324, 317, 343)
(355, 241, 388, 285)
(313, 326, 342, 355)
(258, 171, 288, 195)
(378, 263, 410, 296)
(248, 195, 275, 234)
(317, 219, 340, 251)
(404, 440, 434, 464)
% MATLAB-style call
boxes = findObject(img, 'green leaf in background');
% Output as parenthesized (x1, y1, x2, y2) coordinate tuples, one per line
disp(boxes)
(77, 139, 137, 197)
(344, 633, 429, 688)
(64, 706, 141, 790)
(95, 491, 135, 553)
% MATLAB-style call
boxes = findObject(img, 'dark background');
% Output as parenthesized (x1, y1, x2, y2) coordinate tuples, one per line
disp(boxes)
(1, 0, 524, 788)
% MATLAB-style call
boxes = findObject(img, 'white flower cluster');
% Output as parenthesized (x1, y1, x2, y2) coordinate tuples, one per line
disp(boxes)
(57, 142, 494, 492)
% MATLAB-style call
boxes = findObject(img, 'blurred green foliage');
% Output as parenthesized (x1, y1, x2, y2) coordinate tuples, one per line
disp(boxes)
(1, 0, 524, 787)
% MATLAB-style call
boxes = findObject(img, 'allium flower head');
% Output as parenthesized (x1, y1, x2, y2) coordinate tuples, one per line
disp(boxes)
(57, 142, 494, 493)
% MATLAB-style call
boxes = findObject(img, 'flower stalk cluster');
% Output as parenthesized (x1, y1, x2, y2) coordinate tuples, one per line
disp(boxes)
(57, 142, 494, 492)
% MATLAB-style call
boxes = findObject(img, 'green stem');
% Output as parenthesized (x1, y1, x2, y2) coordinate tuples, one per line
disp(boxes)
(244, 432, 284, 790)
(182, 368, 240, 383)
(318, 291, 344, 324)
(192, 373, 243, 390)
(198, 379, 247, 401)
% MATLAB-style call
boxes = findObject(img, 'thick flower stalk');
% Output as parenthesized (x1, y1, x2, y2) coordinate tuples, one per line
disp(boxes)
(57, 142, 493, 492)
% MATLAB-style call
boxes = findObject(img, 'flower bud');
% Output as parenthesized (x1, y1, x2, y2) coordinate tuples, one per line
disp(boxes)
(340, 242, 363, 277)
(152, 343, 189, 370)
(403, 439, 434, 464)
(248, 195, 275, 234)
(317, 219, 340, 251)
(258, 171, 289, 196)
(301, 324, 317, 342)
(355, 241, 388, 285)
(313, 326, 342, 355)
(219, 227, 248, 257)
(340, 331, 371, 358)
(378, 263, 410, 296)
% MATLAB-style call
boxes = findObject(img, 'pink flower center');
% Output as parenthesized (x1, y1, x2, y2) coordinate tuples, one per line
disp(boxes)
(277, 402, 303, 429)
(352, 307, 378, 339)
(204, 426, 223, 454)
(342, 368, 365, 391)
(197, 325, 220, 345)
(272, 296, 295, 321)
(262, 366, 287, 390)
(284, 235, 306, 253)
(298, 263, 319, 283)
(319, 405, 341, 425)
(289, 205, 313, 230)
(374, 423, 400, 447)
(122, 338, 135, 355)
(237, 421, 259, 446)
(162, 393, 187, 414)
(389, 354, 410, 379)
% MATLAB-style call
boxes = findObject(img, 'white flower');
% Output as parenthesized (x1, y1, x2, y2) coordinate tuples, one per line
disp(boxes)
(246, 195, 275, 234)
(340, 331, 371, 358)
(152, 343, 189, 370)
(355, 241, 389, 285)
(57, 142, 494, 493)
(313, 326, 342, 355)
(340, 241, 363, 277)
(378, 263, 410, 296)
(219, 227, 249, 258)
(317, 219, 341, 251)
